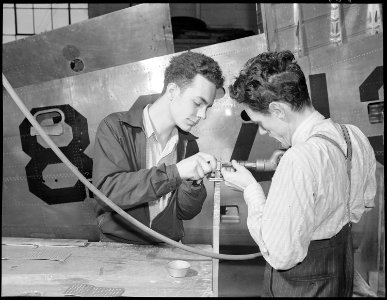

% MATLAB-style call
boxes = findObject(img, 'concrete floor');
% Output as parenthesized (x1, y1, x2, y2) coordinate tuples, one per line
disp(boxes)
(218, 246, 266, 297)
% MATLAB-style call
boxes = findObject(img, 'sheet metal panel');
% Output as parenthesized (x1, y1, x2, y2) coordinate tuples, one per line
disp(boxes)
(2, 3, 174, 89)
(261, 4, 376, 54)
(297, 34, 383, 138)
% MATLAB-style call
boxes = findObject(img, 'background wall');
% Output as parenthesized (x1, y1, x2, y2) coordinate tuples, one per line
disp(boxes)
(88, 3, 131, 18)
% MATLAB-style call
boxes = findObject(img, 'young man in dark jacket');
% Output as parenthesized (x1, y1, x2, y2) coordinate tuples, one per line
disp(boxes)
(92, 51, 225, 244)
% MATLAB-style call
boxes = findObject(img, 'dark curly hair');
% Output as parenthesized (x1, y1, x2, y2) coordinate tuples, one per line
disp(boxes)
(228, 50, 312, 114)
(162, 51, 224, 94)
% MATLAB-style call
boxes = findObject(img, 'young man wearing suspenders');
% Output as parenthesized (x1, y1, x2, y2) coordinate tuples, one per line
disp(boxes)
(221, 50, 377, 297)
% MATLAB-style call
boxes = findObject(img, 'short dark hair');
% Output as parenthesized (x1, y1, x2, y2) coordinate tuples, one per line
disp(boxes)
(162, 51, 224, 94)
(228, 50, 312, 114)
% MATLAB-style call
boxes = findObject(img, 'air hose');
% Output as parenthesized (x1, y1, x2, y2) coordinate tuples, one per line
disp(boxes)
(2, 73, 262, 260)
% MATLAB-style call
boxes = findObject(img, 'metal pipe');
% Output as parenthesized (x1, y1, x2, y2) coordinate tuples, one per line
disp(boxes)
(222, 149, 285, 171)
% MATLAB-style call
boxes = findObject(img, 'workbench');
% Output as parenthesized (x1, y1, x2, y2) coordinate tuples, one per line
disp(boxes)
(1, 237, 213, 297)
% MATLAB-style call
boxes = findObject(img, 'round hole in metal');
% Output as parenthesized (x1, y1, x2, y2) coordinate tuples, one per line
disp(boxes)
(70, 58, 84, 72)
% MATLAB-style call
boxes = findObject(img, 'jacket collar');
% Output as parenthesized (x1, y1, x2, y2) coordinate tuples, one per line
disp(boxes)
(119, 94, 198, 141)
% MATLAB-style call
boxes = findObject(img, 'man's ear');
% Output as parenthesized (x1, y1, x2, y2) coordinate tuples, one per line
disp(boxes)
(215, 87, 225, 99)
(268, 102, 285, 120)
(166, 82, 180, 100)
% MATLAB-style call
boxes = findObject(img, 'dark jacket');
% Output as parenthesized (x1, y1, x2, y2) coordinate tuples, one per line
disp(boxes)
(92, 94, 207, 244)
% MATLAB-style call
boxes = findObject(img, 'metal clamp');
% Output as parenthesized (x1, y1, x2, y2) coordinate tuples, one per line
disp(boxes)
(209, 160, 223, 182)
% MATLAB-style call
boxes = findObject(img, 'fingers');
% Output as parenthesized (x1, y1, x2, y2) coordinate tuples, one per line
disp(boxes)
(220, 162, 238, 179)
(196, 155, 213, 175)
(197, 152, 217, 171)
(226, 166, 235, 172)
(177, 152, 218, 180)
(183, 152, 254, 181)
(221, 167, 235, 183)
(224, 180, 243, 192)
(195, 164, 205, 179)
(231, 160, 250, 174)
(231, 160, 242, 170)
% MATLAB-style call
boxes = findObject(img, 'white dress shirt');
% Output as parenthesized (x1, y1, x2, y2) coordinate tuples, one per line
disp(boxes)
(143, 104, 179, 225)
(244, 111, 376, 270)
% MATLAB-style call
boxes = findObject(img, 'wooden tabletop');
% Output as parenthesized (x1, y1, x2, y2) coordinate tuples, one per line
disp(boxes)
(1, 237, 213, 297)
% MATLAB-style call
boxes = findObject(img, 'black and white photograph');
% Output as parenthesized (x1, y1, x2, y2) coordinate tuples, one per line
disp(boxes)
(2, 3, 384, 297)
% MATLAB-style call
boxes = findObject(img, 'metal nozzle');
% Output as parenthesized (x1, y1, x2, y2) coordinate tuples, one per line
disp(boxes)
(222, 149, 285, 171)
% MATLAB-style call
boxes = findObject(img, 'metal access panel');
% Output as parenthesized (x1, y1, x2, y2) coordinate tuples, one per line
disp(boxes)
(2, 34, 271, 243)
(261, 4, 380, 54)
(260, 3, 383, 167)
(297, 34, 383, 141)
(2, 3, 174, 89)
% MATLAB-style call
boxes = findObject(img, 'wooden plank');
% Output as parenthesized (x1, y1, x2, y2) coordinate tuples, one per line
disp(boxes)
(2, 237, 88, 247)
(1, 239, 213, 297)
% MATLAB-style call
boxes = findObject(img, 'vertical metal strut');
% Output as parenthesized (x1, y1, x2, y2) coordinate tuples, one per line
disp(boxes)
(210, 160, 222, 296)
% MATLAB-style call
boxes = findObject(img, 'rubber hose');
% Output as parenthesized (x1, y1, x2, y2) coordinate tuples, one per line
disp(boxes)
(2, 73, 262, 260)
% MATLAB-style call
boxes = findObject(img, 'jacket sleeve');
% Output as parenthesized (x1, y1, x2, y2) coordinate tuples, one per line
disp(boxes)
(175, 139, 207, 220)
(92, 117, 182, 212)
(176, 180, 207, 220)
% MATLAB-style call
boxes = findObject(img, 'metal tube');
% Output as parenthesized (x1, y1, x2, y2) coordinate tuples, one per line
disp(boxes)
(222, 149, 285, 171)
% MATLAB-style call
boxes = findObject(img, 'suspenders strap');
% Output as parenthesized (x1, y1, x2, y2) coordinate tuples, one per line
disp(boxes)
(308, 124, 352, 224)
(309, 134, 347, 157)
(339, 124, 352, 179)
(339, 124, 352, 225)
